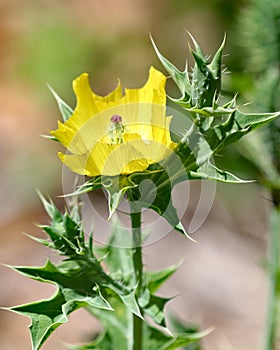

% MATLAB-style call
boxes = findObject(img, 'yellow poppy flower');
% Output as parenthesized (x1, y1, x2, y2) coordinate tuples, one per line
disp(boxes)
(51, 66, 176, 177)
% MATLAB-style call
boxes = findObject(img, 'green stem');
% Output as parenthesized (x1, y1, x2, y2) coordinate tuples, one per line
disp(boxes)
(264, 205, 280, 350)
(129, 200, 143, 350)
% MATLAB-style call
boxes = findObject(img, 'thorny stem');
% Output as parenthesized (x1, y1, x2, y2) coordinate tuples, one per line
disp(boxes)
(129, 199, 143, 350)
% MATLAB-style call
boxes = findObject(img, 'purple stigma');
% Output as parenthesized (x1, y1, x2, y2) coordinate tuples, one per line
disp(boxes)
(111, 114, 122, 123)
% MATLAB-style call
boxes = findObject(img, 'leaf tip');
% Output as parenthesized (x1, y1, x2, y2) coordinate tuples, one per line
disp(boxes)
(175, 222, 197, 243)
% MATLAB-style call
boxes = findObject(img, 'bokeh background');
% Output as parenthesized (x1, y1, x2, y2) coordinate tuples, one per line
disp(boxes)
(0, 0, 274, 349)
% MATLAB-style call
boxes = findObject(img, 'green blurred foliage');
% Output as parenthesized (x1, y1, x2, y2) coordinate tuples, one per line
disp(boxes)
(8, 0, 247, 103)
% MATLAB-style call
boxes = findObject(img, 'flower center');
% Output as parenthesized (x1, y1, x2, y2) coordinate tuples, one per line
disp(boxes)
(110, 114, 125, 144)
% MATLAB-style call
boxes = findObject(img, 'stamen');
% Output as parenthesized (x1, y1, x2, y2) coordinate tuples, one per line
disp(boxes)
(110, 114, 125, 144)
(111, 114, 122, 123)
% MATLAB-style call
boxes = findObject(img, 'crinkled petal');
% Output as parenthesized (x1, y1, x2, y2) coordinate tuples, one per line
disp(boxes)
(59, 141, 151, 177)
(51, 75, 123, 154)
(152, 116, 173, 145)
(125, 139, 175, 165)
(58, 152, 98, 176)
(52, 66, 176, 177)
(121, 67, 167, 140)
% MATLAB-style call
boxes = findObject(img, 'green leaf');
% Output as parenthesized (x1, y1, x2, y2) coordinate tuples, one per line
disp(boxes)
(76, 298, 210, 350)
(30, 196, 142, 316)
(40, 218, 83, 257)
(86, 296, 134, 350)
(63, 287, 113, 312)
(37, 191, 62, 223)
(188, 36, 224, 109)
(36, 193, 90, 257)
(143, 324, 212, 350)
(235, 110, 280, 130)
(146, 261, 182, 294)
(181, 105, 235, 118)
(48, 84, 73, 122)
(10, 288, 104, 350)
(168, 314, 202, 350)
(187, 32, 205, 58)
(143, 294, 170, 327)
(103, 176, 137, 219)
(108, 285, 142, 319)
(68, 289, 209, 350)
(12, 260, 111, 304)
(188, 162, 252, 183)
(200, 110, 280, 155)
(11, 290, 68, 350)
(94, 218, 134, 280)
(130, 167, 177, 228)
(127, 165, 194, 240)
(63, 176, 103, 197)
(8, 255, 128, 350)
(93, 223, 142, 318)
(208, 34, 226, 79)
(151, 36, 191, 98)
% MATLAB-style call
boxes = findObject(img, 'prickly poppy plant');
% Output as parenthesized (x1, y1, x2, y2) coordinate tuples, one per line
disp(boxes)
(5, 34, 280, 350)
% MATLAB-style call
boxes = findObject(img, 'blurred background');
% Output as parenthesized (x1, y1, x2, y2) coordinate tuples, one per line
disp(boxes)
(0, 0, 276, 349)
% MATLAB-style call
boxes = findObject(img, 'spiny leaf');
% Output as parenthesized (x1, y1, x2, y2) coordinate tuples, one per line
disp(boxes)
(235, 110, 280, 130)
(143, 323, 212, 350)
(41, 218, 84, 257)
(9, 288, 107, 350)
(108, 285, 142, 319)
(187, 35, 225, 109)
(11, 289, 67, 350)
(187, 32, 205, 58)
(48, 84, 73, 122)
(202, 110, 280, 154)
(63, 288, 113, 311)
(62, 176, 102, 197)
(151, 35, 191, 97)
(103, 176, 137, 219)
(188, 162, 253, 183)
(127, 164, 195, 240)
(191, 51, 220, 108)
(12, 260, 109, 297)
(37, 190, 62, 223)
(23, 232, 52, 249)
(178, 105, 235, 118)
(130, 166, 183, 235)
(208, 34, 226, 78)
(87, 296, 134, 350)
(8, 259, 117, 350)
(94, 219, 134, 280)
(36, 193, 89, 257)
(143, 294, 171, 327)
(146, 260, 182, 294)
(168, 314, 203, 349)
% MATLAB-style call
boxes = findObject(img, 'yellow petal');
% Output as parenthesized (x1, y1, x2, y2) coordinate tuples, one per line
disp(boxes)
(59, 141, 151, 177)
(51, 74, 123, 154)
(120, 67, 167, 140)
(58, 152, 98, 176)
(125, 138, 174, 165)
(151, 116, 173, 145)
(88, 142, 150, 176)
(52, 66, 177, 177)
(123, 66, 166, 103)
